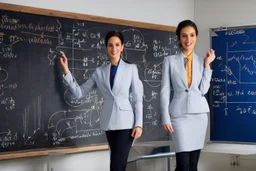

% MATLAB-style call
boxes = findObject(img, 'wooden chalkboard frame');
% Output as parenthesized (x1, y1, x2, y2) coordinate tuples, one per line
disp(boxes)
(0, 3, 176, 32)
(0, 2, 176, 160)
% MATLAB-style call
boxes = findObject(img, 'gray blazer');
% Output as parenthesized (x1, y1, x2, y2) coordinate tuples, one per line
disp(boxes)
(160, 52, 213, 125)
(63, 59, 144, 131)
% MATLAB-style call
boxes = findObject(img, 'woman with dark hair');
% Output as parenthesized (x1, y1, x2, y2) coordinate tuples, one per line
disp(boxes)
(160, 20, 216, 171)
(60, 30, 143, 171)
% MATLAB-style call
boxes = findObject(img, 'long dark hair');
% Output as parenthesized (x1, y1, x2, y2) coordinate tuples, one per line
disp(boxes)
(105, 30, 131, 64)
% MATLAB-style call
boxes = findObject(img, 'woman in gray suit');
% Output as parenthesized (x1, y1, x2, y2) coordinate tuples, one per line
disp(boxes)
(59, 31, 144, 171)
(160, 20, 215, 171)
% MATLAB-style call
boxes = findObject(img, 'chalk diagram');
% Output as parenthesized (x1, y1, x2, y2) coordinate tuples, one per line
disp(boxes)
(144, 90, 158, 103)
(0, 129, 18, 148)
(0, 67, 8, 96)
(0, 17, 112, 147)
(45, 21, 108, 143)
(0, 67, 16, 111)
(144, 61, 162, 87)
(122, 29, 148, 64)
(143, 90, 160, 132)
(153, 35, 178, 58)
(0, 40, 19, 59)
(47, 48, 60, 65)
(56, 21, 106, 51)
(48, 97, 103, 144)
(22, 95, 43, 145)
(213, 33, 256, 115)
(143, 104, 159, 130)
(53, 21, 109, 108)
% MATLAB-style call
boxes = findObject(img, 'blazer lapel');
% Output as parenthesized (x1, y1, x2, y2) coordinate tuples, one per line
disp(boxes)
(176, 53, 188, 88)
(112, 59, 125, 93)
(103, 63, 112, 93)
(191, 52, 199, 87)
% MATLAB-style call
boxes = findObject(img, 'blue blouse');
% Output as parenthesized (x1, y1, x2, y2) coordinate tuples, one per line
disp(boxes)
(110, 60, 120, 89)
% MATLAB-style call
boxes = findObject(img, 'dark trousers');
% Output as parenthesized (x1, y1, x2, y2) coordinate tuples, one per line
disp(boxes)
(175, 150, 201, 171)
(106, 129, 134, 171)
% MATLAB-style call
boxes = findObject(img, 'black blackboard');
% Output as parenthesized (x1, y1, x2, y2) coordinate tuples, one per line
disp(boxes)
(210, 26, 256, 143)
(0, 3, 178, 156)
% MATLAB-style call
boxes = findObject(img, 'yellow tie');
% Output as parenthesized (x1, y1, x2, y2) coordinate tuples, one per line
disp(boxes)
(186, 53, 193, 87)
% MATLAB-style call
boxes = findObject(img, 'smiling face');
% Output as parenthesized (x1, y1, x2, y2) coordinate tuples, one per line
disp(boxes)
(179, 26, 197, 53)
(106, 36, 124, 62)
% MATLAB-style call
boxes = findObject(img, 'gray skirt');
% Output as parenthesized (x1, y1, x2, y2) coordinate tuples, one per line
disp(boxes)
(170, 113, 208, 153)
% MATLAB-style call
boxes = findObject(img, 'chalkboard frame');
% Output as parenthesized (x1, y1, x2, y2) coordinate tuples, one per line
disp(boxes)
(209, 25, 253, 133)
(209, 24, 256, 143)
(0, 2, 176, 160)
(210, 25, 256, 32)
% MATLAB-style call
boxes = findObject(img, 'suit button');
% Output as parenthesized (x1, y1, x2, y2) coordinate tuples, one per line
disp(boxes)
(185, 89, 189, 92)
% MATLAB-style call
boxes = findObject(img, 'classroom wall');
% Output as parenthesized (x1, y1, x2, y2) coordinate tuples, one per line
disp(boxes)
(1, 0, 194, 26)
(195, 0, 256, 170)
(0, 0, 194, 171)
(194, 0, 256, 57)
